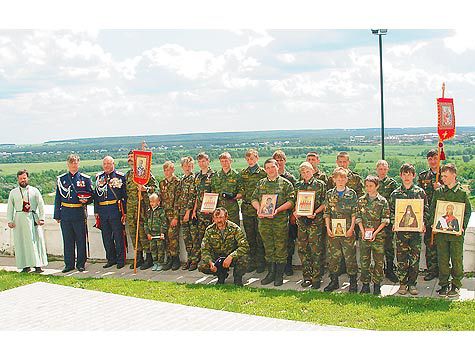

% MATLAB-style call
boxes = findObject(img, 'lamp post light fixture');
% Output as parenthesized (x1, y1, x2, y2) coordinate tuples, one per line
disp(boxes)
(372, 29, 387, 160)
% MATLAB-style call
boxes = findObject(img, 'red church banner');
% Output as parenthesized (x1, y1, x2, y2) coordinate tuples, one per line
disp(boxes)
(133, 150, 152, 185)
(437, 97, 455, 141)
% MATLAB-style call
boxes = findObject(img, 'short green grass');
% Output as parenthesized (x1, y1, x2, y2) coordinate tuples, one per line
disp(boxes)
(1, 271, 474, 331)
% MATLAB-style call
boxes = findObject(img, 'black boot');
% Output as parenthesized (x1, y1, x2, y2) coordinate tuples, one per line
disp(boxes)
(274, 263, 285, 286)
(373, 283, 381, 295)
(217, 269, 229, 284)
(130, 251, 144, 269)
(349, 275, 358, 293)
(324, 274, 339, 292)
(360, 283, 370, 294)
(284, 255, 293, 276)
(261, 263, 275, 285)
(161, 257, 173, 271)
(311, 280, 321, 289)
(256, 260, 266, 273)
(337, 257, 347, 276)
(233, 272, 244, 286)
(140, 253, 154, 270)
(171, 256, 181, 271)
(385, 261, 399, 283)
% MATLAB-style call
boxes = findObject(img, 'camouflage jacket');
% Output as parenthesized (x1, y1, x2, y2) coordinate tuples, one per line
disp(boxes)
(280, 170, 297, 187)
(418, 168, 442, 206)
(389, 184, 429, 226)
(356, 193, 390, 234)
(323, 187, 358, 228)
(377, 176, 398, 203)
(201, 220, 249, 262)
(429, 182, 472, 239)
(194, 168, 215, 214)
(327, 169, 364, 197)
(144, 206, 168, 236)
(174, 172, 196, 215)
(125, 170, 157, 208)
(159, 175, 180, 218)
(251, 176, 295, 219)
(240, 165, 267, 216)
(294, 177, 326, 226)
(313, 168, 328, 187)
(211, 168, 242, 207)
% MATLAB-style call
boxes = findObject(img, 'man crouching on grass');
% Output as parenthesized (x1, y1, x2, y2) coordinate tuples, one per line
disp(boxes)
(198, 208, 249, 286)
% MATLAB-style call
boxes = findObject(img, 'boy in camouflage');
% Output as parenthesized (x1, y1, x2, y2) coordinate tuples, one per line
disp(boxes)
(390, 163, 428, 296)
(430, 163, 472, 297)
(293, 162, 326, 289)
(356, 176, 390, 295)
(144, 193, 168, 271)
(323, 167, 358, 293)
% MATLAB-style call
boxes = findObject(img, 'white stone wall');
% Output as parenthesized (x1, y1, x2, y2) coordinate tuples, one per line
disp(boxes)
(1, 204, 474, 271)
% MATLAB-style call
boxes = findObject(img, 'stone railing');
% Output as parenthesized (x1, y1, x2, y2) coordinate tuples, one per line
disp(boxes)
(1, 204, 474, 271)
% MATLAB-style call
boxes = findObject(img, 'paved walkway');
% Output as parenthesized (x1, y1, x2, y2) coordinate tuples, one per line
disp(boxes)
(1, 256, 474, 300)
(0, 282, 346, 331)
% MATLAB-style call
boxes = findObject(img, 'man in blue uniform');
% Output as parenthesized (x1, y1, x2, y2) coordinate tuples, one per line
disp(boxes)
(54, 154, 94, 273)
(94, 156, 127, 269)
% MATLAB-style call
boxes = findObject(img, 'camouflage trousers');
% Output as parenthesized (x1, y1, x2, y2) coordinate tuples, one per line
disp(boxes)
(165, 210, 180, 257)
(423, 227, 438, 275)
(328, 236, 358, 276)
(198, 254, 249, 278)
(126, 205, 149, 252)
(383, 224, 395, 266)
(242, 214, 265, 268)
(395, 232, 422, 286)
(180, 213, 193, 262)
(189, 213, 213, 264)
(436, 235, 464, 288)
(297, 223, 324, 282)
(258, 216, 289, 264)
(359, 238, 385, 284)
(150, 237, 166, 263)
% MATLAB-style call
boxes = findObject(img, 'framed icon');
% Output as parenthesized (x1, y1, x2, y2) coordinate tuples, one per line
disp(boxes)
(394, 199, 424, 232)
(332, 218, 346, 237)
(295, 190, 316, 216)
(200, 193, 219, 213)
(259, 194, 278, 217)
(133, 150, 152, 185)
(433, 200, 465, 236)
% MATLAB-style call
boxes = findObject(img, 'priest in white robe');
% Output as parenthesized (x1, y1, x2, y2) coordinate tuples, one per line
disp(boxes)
(7, 169, 48, 273)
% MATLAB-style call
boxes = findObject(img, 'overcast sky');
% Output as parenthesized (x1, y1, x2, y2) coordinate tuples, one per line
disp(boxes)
(1, 29, 474, 144)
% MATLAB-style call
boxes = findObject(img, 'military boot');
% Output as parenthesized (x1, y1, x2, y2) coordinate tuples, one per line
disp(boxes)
(140, 253, 154, 270)
(337, 257, 347, 276)
(373, 283, 381, 295)
(324, 274, 339, 292)
(161, 257, 173, 271)
(385, 261, 399, 283)
(360, 283, 370, 294)
(256, 260, 266, 273)
(284, 255, 293, 276)
(216, 269, 229, 284)
(274, 263, 285, 286)
(130, 251, 144, 269)
(233, 271, 244, 286)
(171, 256, 181, 271)
(261, 263, 275, 285)
(349, 275, 358, 293)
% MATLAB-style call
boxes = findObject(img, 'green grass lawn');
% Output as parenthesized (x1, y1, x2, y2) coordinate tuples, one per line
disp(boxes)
(1, 270, 474, 331)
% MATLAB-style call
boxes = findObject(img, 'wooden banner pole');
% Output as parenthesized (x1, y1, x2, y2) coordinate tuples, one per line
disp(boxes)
(133, 189, 142, 274)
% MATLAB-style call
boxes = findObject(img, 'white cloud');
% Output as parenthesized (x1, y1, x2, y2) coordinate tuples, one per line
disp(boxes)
(444, 28, 475, 54)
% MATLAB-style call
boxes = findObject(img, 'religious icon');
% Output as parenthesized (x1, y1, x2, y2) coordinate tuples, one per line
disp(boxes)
(259, 194, 278, 217)
(295, 190, 316, 216)
(394, 199, 424, 232)
(200, 193, 219, 213)
(133, 150, 152, 185)
(332, 218, 346, 237)
(433, 200, 465, 236)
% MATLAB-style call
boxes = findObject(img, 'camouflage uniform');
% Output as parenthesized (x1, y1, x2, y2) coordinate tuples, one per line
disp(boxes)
(199, 220, 249, 277)
(327, 169, 364, 197)
(323, 187, 359, 276)
(294, 177, 326, 282)
(144, 206, 168, 263)
(251, 176, 295, 263)
(211, 168, 242, 225)
(125, 170, 157, 253)
(390, 184, 428, 286)
(280, 170, 298, 270)
(313, 168, 328, 187)
(418, 168, 441, 276)
(377, 176, 398, 269)
(175, 173, 196, 263)
(240, 164, 267, 270)
(190, 168, 215, 264)
(159, 176, 180, 257)
(356, 193, 390, 284)
(430, 182, 471, 289)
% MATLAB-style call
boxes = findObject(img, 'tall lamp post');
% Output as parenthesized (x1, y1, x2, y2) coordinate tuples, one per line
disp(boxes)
(372, 29, 387, 160)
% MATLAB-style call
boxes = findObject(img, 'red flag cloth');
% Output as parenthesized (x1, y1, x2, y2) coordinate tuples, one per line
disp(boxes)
(437, 98, 455, 141)
(133, 150, 152, 185)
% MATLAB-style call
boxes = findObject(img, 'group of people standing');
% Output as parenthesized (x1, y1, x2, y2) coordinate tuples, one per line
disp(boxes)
(6, 148, 472, 297)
